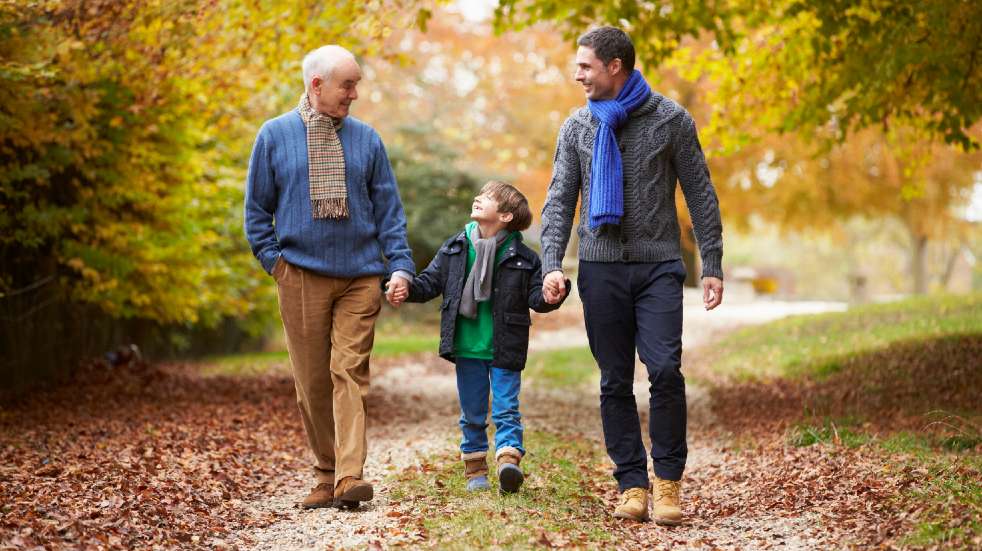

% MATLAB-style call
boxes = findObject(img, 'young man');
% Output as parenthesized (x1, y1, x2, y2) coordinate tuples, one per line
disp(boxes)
(540, 27, 724, 524)
(244, 45, 415, 509)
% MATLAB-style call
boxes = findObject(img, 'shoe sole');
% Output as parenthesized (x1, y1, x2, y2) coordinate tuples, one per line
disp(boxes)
(334, 484, 374, 509)
(301, 501, 338, 510)
(467, 478, 491, 492)
(653, 516, 682, 526)
(612, 511, 650, 522)
(498, 465, 524, 494)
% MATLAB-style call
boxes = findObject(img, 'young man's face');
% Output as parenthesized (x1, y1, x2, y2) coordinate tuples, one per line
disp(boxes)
(574, 45, 618, 100)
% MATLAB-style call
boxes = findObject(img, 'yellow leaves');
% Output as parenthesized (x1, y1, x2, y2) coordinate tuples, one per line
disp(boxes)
(843, 5, 882, 24)
(55, 39, 85, 60)
(66, 257, 86, 272)
(66, 257, 101, 283)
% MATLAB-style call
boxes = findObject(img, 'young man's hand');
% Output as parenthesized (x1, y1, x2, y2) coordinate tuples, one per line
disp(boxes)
(702, 277, 723, 310)
(543, 270, 567, 304)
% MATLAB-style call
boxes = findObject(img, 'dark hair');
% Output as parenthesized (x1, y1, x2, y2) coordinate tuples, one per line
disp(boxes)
(577, 26, 635, 73)
(481, 181, 532, 232)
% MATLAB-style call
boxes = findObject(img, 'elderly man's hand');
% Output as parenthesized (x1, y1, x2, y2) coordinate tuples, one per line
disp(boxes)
(386, 276, 409, 307)
(543, 270, 567, 304)
(702, 277, 723, 310)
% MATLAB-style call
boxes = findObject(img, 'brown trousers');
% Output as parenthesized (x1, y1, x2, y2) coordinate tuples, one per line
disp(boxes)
(273, 258, 381, 484)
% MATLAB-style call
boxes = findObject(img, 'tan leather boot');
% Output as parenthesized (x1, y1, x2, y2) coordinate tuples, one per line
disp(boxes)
(652, 477, 683, 526)
(333, 477, 374, 509)
(301, 482, 335, 509)
(495, 447, 524, 494)
(463, 451, 490, 492)
(613, 487, 650, 521)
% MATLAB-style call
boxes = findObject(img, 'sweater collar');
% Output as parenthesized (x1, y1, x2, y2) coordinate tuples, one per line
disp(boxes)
(572, 92, 680, 129)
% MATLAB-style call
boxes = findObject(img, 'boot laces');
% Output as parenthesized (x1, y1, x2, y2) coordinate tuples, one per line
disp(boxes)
(653, 479, 680, 501)
(620, 487, 647, 506)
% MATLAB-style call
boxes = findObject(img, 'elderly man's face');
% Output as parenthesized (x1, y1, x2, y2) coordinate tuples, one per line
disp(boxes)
(311, 58, 362, 118)
(574, 46, 619, 101)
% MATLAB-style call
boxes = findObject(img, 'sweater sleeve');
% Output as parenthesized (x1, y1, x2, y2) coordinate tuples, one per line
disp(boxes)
(540, 118, 582, 274)
(368, 133, 416, 276)
(672, 113, 724, 279)
(243, 125, 281, 275)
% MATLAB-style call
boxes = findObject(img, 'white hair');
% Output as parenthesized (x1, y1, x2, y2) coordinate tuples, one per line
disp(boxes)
(302, 45, 357, 90)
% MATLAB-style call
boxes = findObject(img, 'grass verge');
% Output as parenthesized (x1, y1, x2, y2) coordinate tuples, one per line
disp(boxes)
(387, 430, 613, 549)
(705, 293, 981, 548)
(707, 293, 981, 381)
(197, 333, 439, 377)
(522, 347, 596, 389)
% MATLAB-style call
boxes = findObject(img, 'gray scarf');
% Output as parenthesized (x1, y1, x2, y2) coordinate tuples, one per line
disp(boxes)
(458, 226, 509, 319)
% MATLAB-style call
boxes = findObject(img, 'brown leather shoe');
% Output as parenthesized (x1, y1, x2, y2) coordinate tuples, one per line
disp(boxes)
(613, 487, 650, 522)
(301, 482, 335, 509)
(652, 477, 683, 526)
(333, 477, 374, 509)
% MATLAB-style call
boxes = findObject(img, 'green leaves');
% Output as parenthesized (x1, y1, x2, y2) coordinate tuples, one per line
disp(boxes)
(0, 0, 420, 338)
(494, 0, 982, 149)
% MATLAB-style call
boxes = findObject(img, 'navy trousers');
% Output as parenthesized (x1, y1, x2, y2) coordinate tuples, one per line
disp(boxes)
(578, 260, 687, 491)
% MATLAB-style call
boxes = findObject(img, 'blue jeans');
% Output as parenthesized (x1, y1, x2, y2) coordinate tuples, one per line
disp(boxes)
(578, 260, 688, 491)
(455, 357, 524, 456)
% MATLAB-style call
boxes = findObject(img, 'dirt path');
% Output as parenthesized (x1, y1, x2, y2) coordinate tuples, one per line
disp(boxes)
(231, 292, 854, 550)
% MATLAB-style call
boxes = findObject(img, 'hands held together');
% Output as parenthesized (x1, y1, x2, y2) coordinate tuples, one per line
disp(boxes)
(385, 276, 409, 307)
(542, 271, 567, 304)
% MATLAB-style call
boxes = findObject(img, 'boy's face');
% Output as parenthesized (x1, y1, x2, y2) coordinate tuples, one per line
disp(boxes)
(471, 192, 512, 226)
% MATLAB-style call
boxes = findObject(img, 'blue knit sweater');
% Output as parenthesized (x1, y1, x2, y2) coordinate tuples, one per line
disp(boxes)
(244, 110, 415, 278)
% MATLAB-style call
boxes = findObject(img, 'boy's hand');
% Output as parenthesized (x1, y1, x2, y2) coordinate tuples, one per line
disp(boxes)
(543, 271, 566, 304)
(386, 276, 409, 308)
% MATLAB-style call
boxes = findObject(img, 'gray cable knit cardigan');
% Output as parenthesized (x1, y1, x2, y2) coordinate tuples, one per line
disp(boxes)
(540, 93, 724, 279)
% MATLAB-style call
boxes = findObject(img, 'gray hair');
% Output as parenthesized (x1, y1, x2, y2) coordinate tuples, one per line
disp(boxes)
(302, 45, 356, 90)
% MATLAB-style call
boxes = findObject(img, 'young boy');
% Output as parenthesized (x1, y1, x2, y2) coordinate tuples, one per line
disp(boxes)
(386, 181, 568, 493)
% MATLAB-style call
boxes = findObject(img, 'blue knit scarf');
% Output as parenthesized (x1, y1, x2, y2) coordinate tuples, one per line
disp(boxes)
(587, 70, 652, 229)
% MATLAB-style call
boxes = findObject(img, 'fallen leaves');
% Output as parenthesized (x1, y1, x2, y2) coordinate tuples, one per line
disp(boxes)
(0, 363, 305, 549)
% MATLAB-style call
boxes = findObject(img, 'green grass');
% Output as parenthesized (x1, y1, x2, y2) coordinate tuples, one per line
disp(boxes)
(900, 450, 982, 549)
(788, 417, 871, 448)
(197, 332, 439, 377)
(387, 430, 613, 549)
(522, 347, 597, 388)
(372, 332, 440, 357)
(786, 418, 982, 548)
(709, 293, 982, 381)
(198, 350, 290, 377)
(709, 293, 981, 548)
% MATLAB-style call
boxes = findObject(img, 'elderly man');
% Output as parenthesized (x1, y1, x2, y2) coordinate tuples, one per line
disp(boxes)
(541, 27, 724, 525)
(244, 45, 414, 509)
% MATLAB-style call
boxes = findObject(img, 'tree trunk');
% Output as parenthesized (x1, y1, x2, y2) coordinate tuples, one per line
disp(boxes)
(940, 242, 964, 289)
(911, 233, 929, 294)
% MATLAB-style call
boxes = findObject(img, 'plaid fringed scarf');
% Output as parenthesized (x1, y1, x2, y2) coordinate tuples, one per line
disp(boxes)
(298, 93, 348, 219)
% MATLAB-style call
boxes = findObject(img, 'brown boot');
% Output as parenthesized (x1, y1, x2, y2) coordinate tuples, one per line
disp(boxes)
(651, 477, 683, 526)
(333, 477, 374, 509)
(463, 451, 490, 492)
(613, 487, 650, 521)
(301, 482, 335, 509)
(495, 447, 524, 494)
